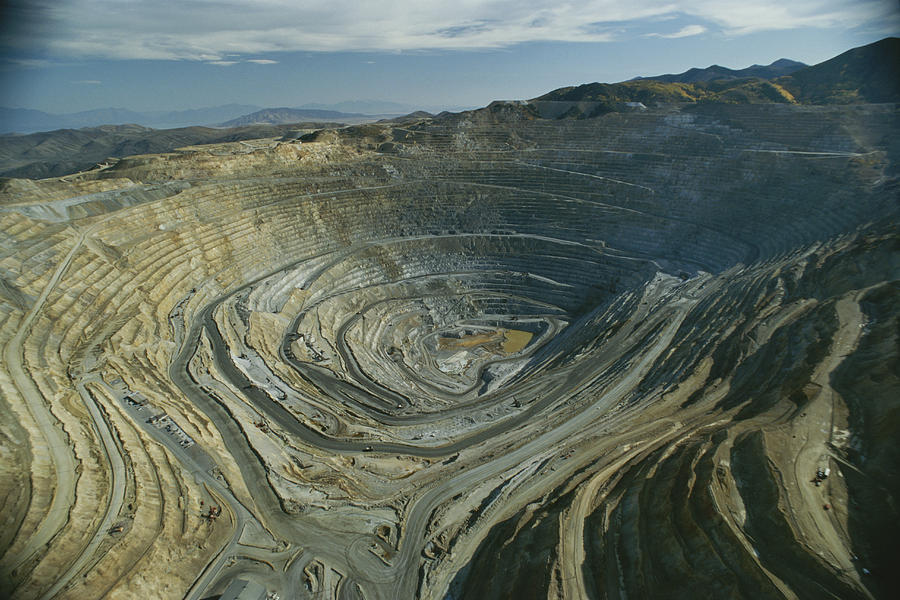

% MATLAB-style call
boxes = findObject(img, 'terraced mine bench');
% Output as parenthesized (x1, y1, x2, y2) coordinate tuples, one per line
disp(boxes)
(0, 101, 897, 600)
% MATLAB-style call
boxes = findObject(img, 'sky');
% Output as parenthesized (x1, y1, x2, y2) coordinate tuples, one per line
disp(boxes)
(1, 0, 898, 114)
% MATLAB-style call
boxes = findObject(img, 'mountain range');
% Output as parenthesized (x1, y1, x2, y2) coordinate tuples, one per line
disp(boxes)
(297, 100, 421, 114)
(635, 58, 807, 83)
(2, 37, 897, 179)
(4, 39, 896, 136)
(0, 104, 263, 135)
(0, 102, 419, 135)
(535, 37, 899, 111)
(218, 108, 390, 128)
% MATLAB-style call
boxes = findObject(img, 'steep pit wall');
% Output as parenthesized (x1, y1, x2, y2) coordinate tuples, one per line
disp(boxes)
(0, 102, 896, 599)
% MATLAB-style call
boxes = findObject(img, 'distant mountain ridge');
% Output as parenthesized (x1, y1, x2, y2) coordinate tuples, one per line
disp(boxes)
(0, 104, 262, 135)
(534, 37, 900, 114)
(781, 37, 900, 104)
(218, 107, 370, 127)
(3, 38, 897, 178)
(299, 100, 415, 114)
(636, 58, 807, 83)
(1, 103, 416, 135)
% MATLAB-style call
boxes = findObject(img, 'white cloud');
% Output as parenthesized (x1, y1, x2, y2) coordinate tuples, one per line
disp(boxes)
(647, 24, 707, 39)
(207, 60, 239, 66)
(5, 58, 54, 68)
(23, 1, 900, 61)
(247, 59, 278, 64)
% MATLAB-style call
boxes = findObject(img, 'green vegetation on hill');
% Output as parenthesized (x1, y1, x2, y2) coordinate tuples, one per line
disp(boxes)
(535, 78, 796, 111)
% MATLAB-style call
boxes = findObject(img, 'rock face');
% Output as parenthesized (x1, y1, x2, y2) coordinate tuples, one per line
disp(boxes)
(0, 101, 897, 600)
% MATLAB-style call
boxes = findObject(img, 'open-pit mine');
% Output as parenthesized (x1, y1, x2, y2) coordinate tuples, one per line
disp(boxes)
(0, 96, 898, 600)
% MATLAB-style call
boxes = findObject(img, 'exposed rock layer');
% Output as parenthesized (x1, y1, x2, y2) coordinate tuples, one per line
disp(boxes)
(0, 102, 897, 599)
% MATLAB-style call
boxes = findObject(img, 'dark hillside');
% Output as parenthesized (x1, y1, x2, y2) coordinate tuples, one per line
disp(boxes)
(535, 37, 899, 112)
(638, 58, 806, 83)
(779, 37, 900, 104)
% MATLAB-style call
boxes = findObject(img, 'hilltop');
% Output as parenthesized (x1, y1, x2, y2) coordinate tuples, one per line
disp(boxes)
(635, 57, 807, 83)
(781, 37, 900, 104)
(535, 37, 899, 114)
(0, 122, 342, 179)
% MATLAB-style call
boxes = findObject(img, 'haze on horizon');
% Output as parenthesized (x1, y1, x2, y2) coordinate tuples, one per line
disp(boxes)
(1, 0, 898, 115)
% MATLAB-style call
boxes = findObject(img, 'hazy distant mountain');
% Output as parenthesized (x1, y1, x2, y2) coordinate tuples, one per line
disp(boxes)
(377, 111, 436, 125)
(299, 100, 414, 115)
(0, 108, 57, 133)
(0, 104, 261, 134)
(2, 101, 471, 135)
(0, 107, 142, 134)
(636, 58, 807, 83)
(219, 108, 370, 127)
(302, 100, 479, 115)
(144, 104, 263, 128)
